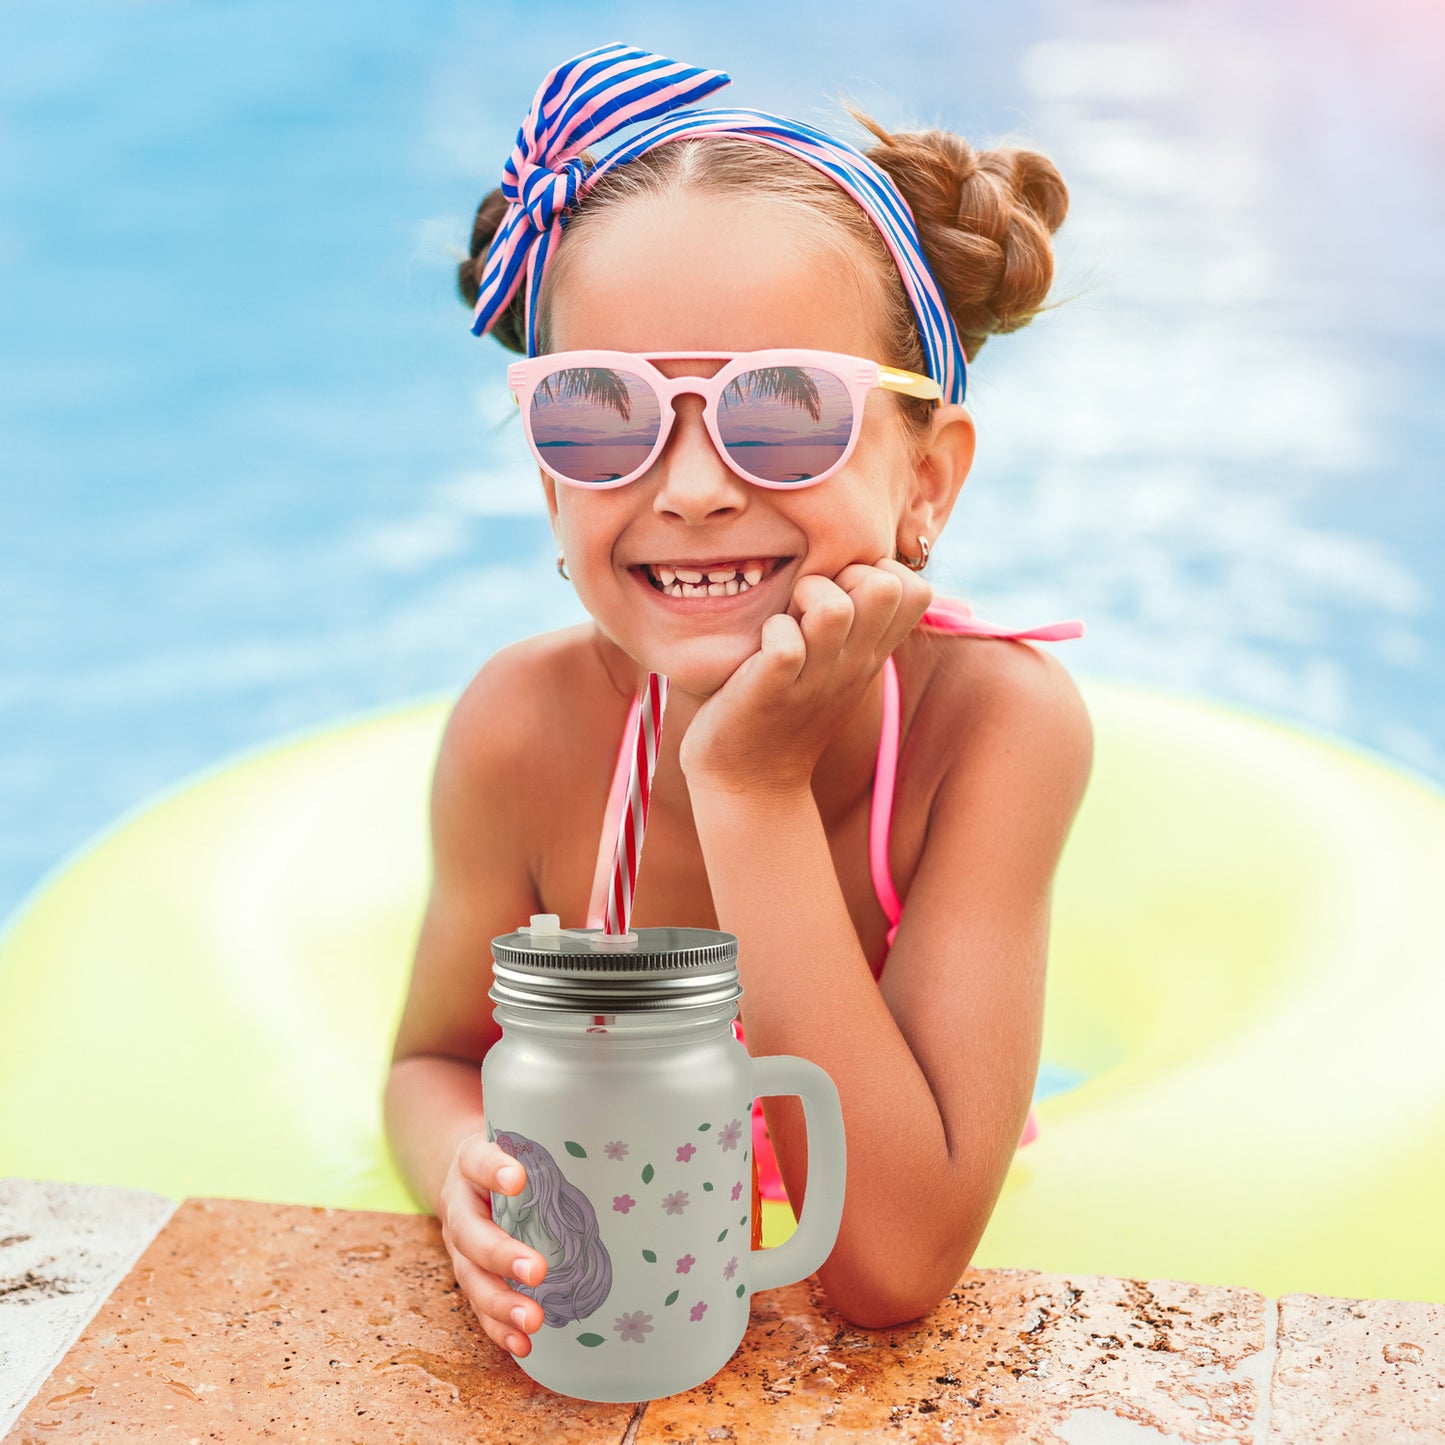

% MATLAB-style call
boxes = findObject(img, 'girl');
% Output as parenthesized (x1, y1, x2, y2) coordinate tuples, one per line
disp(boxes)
(383, 44, 1092, 1361)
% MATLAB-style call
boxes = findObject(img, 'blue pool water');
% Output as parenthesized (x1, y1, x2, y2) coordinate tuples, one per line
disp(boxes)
(2, 0, 1443, 927)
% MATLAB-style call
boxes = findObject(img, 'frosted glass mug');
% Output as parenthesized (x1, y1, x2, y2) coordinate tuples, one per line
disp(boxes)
(482, 920, 847, 1403)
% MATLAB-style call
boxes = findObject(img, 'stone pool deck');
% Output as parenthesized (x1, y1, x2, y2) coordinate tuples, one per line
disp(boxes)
(2, 1177, 1442, 1443)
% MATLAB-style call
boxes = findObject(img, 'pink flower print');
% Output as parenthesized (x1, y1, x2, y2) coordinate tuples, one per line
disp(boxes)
(613, 1194, 637, 1214)
(723, 1256, 739, 1281)
(676, 1254, 696, 1274)
(717, 1118, 743, 1152)
(604, 1140, 630, 1161)
(675, 1142, 697, 1163)
(690, 1300, 709, 1322)
(661, 1190, 689, 1216)
(731, 1180, 743, 1202)
(614, 1310, 654, 1344)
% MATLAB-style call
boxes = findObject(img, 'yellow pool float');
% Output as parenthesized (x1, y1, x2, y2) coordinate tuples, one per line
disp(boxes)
(1, 679, 1442, 1303)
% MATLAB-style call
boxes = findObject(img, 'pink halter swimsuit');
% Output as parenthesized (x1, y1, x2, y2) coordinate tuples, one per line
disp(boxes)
(586, 597, 1085, 1205)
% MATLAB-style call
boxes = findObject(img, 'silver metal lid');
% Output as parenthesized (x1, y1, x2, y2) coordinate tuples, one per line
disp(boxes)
(489, 925, 742, 1013)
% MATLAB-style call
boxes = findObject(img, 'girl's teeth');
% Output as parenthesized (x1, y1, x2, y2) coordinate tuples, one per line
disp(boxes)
(646, 560, 770, 599)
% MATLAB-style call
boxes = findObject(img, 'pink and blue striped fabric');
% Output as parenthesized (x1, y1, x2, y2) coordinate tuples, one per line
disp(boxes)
(470, 42, 970, 404)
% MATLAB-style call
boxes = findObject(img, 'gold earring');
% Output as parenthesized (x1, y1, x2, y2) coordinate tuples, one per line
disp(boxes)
(556, 552, 570, 581)
(899, 535, 930, 571)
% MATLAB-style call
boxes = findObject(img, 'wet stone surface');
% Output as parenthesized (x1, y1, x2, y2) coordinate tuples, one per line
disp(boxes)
(5, 1194, 1443, 1443)
(3, 1197, 638, 1444)
(1269, 1293, 1445, 1445)
(0, 1178, 176, 1439)
(638, 1268, 1267, 1443)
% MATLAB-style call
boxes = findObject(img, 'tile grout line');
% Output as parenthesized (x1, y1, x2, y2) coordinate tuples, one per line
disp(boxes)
(1256, 1294, 1279, 1444)
(619, 1398, 649, 1443)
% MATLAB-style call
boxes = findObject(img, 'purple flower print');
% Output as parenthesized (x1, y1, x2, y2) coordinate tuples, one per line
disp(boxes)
(723, 1256, 739, 1281)
(731, 1181, 743, 1202)
(614, 1310, 654, 1344)
(690, 1301, 709, 1322)
(661, 1190, 689, 1216)
(613, 1194, 637, 1214)
(676, 1254, 696, 1274)
(604, 1140, 630, 1161)
(675, 1142, 697, 1163)
(717, 1118, 743, 1152)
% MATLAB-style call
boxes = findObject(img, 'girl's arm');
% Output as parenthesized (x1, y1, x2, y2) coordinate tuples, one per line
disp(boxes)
(383, 643, 563, 1360)
(685, 582, 1093, 1329)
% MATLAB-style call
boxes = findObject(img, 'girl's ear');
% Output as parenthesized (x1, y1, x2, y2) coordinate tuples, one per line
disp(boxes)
(898, 403, 975, 554)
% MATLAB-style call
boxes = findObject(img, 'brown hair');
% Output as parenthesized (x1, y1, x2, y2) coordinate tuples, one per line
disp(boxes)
(457, 111, 1069, 393)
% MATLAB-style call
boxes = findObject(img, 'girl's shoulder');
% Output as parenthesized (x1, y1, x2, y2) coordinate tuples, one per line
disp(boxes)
(903, 622, 1092, 777)
(440, 625, 630, 792)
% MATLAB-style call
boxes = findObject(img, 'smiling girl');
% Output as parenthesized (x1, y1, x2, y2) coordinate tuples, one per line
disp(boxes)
(383, 44, 1092, 1360)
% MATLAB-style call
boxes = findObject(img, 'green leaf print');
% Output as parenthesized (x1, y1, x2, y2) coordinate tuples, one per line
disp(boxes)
(641, 1163, 654, 1185)
(577, 1333, 607, 1347)
(564, 1141, 587, 1158)
(642, 1249, 657, 1263)
(697, 1122, 711, 1130)
(665, 1290, 679, 1306)
(703, 1181, 714, 1192)
(717, 1228, 729, 1243)
(736, 1285, 746, 1298)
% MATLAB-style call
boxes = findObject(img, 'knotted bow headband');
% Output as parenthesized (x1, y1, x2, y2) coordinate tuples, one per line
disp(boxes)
(469, 42, 969, 403)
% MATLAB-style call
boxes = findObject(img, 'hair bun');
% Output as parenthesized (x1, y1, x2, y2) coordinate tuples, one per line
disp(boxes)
(855, 113, 1069, 358)
(458, 186, 527, 354)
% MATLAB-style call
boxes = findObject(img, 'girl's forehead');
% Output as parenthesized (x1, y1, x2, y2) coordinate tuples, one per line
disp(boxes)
(545, 191, 884, 356)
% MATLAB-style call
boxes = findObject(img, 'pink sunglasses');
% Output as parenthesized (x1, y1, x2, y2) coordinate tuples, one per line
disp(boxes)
(507, 349, 942, 489)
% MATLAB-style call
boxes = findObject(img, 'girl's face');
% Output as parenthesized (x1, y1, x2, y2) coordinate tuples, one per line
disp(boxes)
(539, 189, 931, 697)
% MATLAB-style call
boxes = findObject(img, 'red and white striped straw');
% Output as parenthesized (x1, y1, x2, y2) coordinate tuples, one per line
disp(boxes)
(604, 672, 669, 935)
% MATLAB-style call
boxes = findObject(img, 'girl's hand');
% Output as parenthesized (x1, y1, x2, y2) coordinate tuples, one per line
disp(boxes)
(679, 557, 932, 793)
(437, 1132, 549, 1358)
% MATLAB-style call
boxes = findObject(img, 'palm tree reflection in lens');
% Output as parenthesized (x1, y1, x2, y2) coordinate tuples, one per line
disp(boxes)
(721, 366, 822, 421)
(536, 367, 635, 420)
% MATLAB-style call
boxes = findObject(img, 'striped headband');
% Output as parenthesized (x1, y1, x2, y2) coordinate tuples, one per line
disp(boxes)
(470, 42, 968, 403)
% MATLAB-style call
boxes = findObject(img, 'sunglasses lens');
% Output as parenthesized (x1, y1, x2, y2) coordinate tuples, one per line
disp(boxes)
(716, 365, 854, 484)
(528, 367, 663, 484)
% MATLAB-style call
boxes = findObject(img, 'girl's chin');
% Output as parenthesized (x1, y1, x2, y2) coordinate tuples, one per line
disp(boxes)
(621, 634, 761, 698)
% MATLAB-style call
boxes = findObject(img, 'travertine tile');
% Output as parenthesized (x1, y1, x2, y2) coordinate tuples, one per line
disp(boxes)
(3, 1197, 637, 1443)
(1270, 1293, 1445, 1445)
(0, 1178, 176, 1438)
(638, 1268, 1268, 1443)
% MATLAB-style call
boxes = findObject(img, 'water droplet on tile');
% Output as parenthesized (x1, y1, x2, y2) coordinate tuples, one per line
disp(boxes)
(45, 1385, 96, 1407)
(1384, 1342, 1424, 1365)
(344, 1243, 392, 1261)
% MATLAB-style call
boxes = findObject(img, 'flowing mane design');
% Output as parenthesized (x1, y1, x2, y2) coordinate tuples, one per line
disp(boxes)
(492, 1128, 614, 1328)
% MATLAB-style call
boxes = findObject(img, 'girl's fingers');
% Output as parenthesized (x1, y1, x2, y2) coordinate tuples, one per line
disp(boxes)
(868, 557, 933, 656)
(443, 1195, 544, 1294)
(790, 574, 855, 668)
(453, 1249, 533, 1357)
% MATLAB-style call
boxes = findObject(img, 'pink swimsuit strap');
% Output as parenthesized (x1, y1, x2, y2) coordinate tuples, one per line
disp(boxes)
(870, 599, 1086, 944)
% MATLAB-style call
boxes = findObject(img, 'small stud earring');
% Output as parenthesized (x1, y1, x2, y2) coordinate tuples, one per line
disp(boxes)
(898, 535, 930, 571)
(556, 552, 570, 581)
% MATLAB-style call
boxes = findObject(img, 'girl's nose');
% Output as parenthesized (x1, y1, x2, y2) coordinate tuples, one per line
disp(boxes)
(649, 397, 749, 523)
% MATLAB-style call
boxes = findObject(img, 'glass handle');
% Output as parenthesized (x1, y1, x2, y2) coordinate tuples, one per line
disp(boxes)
(745, 1053, 846, 1296)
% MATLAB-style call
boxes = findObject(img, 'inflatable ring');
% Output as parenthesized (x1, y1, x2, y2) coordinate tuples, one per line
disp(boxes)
(1, 681, 1442, 1302)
